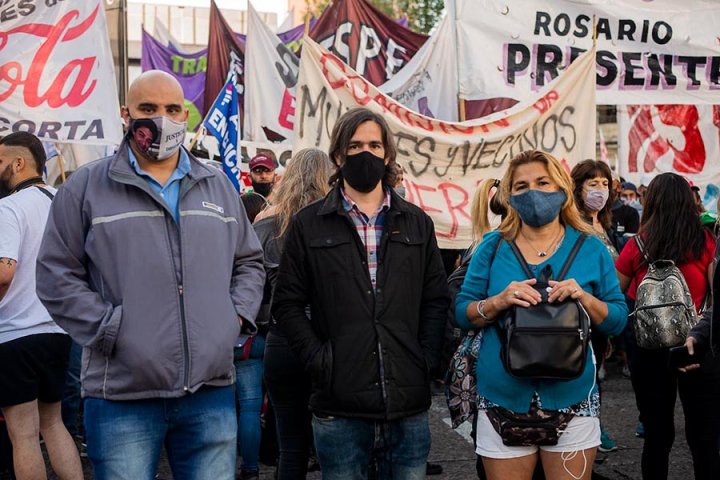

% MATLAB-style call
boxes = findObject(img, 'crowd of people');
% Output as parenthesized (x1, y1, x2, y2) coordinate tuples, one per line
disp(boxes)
(0, 71, 719, 480)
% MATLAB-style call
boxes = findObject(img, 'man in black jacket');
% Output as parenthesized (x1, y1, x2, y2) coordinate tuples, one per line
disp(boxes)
(272, 108, 450, 479)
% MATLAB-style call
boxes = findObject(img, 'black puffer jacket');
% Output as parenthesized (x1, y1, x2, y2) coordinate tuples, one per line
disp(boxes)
(271, 185, 449, 420)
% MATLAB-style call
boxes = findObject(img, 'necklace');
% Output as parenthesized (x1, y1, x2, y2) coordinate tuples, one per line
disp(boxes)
(519, 227, 565, 257)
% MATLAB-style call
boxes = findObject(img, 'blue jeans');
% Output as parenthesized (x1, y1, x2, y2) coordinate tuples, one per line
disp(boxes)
(61, 341, 82, 437)
(235, 335, 265, 474)
(84, 385, 237, 480)
(312, 411, 431, 480)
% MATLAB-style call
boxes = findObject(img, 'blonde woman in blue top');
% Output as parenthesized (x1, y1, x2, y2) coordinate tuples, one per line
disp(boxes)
(455, 150, 627, 480)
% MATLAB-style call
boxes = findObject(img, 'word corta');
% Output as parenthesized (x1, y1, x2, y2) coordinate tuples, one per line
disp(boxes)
(505, 11, 720, 91)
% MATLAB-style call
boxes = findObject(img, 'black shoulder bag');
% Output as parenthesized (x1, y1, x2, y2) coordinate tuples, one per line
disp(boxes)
(498, 234, 590, 381)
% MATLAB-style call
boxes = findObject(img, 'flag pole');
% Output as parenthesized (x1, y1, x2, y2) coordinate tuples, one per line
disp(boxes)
(53, 143, 67, 183)
(449, 0, 465, 121)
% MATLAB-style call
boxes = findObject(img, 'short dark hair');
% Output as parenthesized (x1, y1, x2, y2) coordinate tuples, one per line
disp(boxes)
(240, 192, 268, 223)
(132, 118, 159, 140)
(0, 132, 46, 175)
(328, 108, 398, 187)
(570, 159, 615, 230)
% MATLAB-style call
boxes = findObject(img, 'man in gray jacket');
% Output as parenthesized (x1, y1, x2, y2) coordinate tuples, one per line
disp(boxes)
(36, 71, 265, 480)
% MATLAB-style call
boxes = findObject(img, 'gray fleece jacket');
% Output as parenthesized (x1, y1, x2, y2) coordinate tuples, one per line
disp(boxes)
(36, 144, 265, 400)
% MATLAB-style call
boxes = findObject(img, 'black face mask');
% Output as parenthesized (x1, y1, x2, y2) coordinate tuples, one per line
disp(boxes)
(252, 181, 273, 198)
(341, 151, 386, 193)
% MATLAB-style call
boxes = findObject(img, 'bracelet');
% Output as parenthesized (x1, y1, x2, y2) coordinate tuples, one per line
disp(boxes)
(476, 299, 491, 323)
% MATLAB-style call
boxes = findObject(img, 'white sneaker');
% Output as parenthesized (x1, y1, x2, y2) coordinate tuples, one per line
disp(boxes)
(598, 365, 606, 381)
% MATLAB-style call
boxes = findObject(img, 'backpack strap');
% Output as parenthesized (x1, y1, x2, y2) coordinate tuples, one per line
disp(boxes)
(507, 240, 535, 280)
(634, 235, 651, 264)
(556, 234, 588, 281)
(35, 186, 54, 201)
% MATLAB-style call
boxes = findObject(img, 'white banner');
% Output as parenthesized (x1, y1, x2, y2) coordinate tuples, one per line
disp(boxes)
(244, 2, 298, 145)
(379, 15, 459, 122)
(454, 0, 720, 105)
(0, 1, 123, 145)
(294, 39, 597, 249)
(617, 105, 720, 210)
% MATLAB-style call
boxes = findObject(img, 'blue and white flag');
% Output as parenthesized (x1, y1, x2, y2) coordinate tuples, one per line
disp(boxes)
(204, 73, 241, 192)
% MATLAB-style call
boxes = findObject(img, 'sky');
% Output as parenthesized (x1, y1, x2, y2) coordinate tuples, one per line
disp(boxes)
(136, 0, 290, 24)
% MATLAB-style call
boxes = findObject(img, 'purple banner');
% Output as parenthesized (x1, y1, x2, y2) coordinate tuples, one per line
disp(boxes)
(141, 29, 207, 131)
(142, 19, 315, 131)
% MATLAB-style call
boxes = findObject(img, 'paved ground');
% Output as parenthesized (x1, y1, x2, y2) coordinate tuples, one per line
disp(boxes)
(27, 357, 695, 479)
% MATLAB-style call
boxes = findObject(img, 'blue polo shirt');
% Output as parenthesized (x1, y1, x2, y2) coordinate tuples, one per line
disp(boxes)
(128, 147, 191, 223)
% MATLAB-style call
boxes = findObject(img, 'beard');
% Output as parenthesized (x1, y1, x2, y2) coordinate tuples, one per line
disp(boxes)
(252, 181, 273, 198)
(0, 164, 13, 199)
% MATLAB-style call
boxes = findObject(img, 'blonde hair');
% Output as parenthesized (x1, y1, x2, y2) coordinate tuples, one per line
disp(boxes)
(470, 178, 507, 243)
(498, 150, 594, 239)
(272, 148, 334, 238)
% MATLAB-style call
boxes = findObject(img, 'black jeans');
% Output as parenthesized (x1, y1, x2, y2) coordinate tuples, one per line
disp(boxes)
(631, 346, 720, 480)
(264, 331, 313, 479)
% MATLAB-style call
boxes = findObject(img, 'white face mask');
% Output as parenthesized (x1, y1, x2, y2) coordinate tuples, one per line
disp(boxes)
(128, 116, 187, 161)
(583, 188, 609, 212)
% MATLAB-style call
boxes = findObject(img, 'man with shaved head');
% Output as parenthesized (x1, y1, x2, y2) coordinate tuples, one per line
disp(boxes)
(36, 71, 266, 479)
(0, 132, 83, 479)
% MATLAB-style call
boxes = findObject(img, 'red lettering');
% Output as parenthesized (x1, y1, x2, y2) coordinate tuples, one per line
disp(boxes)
(532, 90, 560, 114)
(411, 181, 442, 215)
(437, 182, 471, 240)
(346, 74, 372, 106)
(0, 6, 100, 108)
(373, 93, 392, 114)
(320, 53, 348, 89)
(277, 88, 295, 130)
(406, 179, 471, 240)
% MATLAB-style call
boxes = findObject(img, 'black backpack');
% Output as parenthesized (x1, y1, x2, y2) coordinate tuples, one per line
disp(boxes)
(498, 235, 591, 381)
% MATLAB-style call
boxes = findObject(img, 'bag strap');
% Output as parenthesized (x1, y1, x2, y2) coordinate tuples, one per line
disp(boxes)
(507, 240, 535, 280)
(35, 186, 54, 201)
(556, 234, 587, 281)
(634, 235, 651, 264)
(507, 233, 587, 282)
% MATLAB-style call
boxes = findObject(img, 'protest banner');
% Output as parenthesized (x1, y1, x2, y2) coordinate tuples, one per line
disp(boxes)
(245, 5, 455, 146)
(453, 0, 720, 111)
(141, 30, 206, 131)
(617, 104, 720, 210)
(204, 1, 245, 116)
(379, 14, 458, 121)
(203, 1, 313, 128)
(205, 74, 242, 191)
(0, 1, 123, 145)
(244, 3, 298, 144)
(294, 38, 597, 248)
(310, 0, 428, 86)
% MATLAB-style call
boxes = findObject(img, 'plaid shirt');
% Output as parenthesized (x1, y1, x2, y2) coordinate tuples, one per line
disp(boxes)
(341, 187, 392, 290)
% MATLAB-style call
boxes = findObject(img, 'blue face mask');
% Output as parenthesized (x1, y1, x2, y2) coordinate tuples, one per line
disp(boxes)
(509, 189, 567, 228)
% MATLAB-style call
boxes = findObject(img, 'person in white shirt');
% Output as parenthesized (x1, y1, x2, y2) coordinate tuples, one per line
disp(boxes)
(0, 132, 82, 480)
